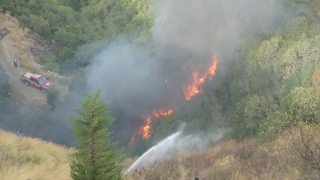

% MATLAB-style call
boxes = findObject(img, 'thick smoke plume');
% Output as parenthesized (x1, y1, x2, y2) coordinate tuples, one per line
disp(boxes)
(0, 0, 292, 146)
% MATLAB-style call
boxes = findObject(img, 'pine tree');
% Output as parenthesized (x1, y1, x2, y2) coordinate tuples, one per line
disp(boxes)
(69, 90, 123, 180)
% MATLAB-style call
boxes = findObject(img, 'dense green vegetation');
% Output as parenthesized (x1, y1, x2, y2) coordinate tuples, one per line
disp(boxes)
(177, 0, 320, 142)
(0, 0, 153, 72)
(2, 0, 320, 158)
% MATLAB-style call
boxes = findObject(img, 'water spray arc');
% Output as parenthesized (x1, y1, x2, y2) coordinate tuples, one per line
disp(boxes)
(126, 131, 182, 173)
(126, 123, 220, 174)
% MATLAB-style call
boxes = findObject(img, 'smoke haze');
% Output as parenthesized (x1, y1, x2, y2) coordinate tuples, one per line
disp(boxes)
(0, 0, 293, 146)
(85, 0, 289, 143)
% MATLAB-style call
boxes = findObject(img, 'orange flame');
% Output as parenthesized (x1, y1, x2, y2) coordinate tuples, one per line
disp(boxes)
(140, 107, 173, 140)
(140, 117, 152, 139)
(131, 55, 218, 146)
(208, 54, 218, 79)
(183, 54, 218, 101)
(152, 107, 173, 118)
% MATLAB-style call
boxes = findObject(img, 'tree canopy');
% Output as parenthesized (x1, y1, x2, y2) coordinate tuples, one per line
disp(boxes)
(69, 90, 123, 180)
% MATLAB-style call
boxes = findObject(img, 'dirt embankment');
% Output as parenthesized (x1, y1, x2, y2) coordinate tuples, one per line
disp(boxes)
(0, 11, 68, 114)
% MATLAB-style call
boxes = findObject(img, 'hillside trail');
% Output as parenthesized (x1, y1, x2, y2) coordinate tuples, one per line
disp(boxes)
(0, 12, 68, 114)
(0, 31, 45, 113)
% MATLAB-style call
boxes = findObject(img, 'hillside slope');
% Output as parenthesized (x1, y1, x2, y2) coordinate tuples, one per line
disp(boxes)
(1, 125, 319, 180)
(0, 11, 47, 113)
(124, 125, 320, 180)
(0, 129, 74, 180)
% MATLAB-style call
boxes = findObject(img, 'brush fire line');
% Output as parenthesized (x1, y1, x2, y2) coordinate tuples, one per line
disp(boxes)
(183, 54, 218, 101)
(140, 107, 173, 140)
(129, 54, 218, 147)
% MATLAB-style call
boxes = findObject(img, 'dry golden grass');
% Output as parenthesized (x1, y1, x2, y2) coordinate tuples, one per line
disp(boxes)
(0, 129, 74, 180)
(124, 126, 320, 180)
(0, 10, 36, 71)
(1, 125, 320, 180)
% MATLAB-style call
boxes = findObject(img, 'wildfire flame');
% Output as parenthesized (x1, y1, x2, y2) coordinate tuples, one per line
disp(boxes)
(152, 107, 173, 118)
(130, 54, 218, 147)
(140, 107, 173, 140)
(141, 117, 152, 139)
(183, 54, 218, 101)
(208, 54, 218, 79)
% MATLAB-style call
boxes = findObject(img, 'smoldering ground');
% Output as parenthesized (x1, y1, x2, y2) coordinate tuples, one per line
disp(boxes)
(1, 0, 294, 146)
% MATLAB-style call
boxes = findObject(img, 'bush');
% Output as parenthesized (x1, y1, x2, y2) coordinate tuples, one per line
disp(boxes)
(57, 47, 74, 64)
(30, 14, 49, 34)
(46, 88, 59, 110)
(53, 28, 78, 47)
(285, 17, 308, 41)
(40, 53, 56, 71)
(18, 15, 30, 27)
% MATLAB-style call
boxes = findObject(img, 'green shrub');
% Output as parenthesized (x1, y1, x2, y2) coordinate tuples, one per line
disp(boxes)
(285, 17, 308, 41)
(46, 88, 59, 110)
(40, 53, 56, 71)
(30, 14, 49, 34)
(18, 15, 30, 27)
(58, 47, 74, 64)
(53, 28, 78, 46)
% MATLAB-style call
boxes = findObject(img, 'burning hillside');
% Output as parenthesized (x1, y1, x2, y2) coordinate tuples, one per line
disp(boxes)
(183, 54, 218, 101)
(140, 107, 173, 140)
(127, 55, 218, 147)
(82, 0, 284, 149)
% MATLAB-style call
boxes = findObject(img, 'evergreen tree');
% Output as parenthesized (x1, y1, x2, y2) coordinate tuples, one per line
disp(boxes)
(69, 90, 123, 180)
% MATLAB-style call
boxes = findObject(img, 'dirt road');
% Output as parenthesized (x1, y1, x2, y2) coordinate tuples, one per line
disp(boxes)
(0, 11, 69, 114)
(0, 32, 47, 113)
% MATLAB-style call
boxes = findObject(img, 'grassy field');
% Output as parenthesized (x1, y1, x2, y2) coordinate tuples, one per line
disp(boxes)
(0, 129, 74, 180)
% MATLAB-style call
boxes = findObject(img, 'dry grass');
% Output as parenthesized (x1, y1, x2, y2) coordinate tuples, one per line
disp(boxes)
(0, 10, 36, 71)
(0, 129, 74, 180)
(0, 10, 67, 81)
(124, 127, 320, 180)
(1, 126, 319, 180)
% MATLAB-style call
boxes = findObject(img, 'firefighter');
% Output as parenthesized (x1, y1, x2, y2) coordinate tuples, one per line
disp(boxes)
(13, 56, 17, 68)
